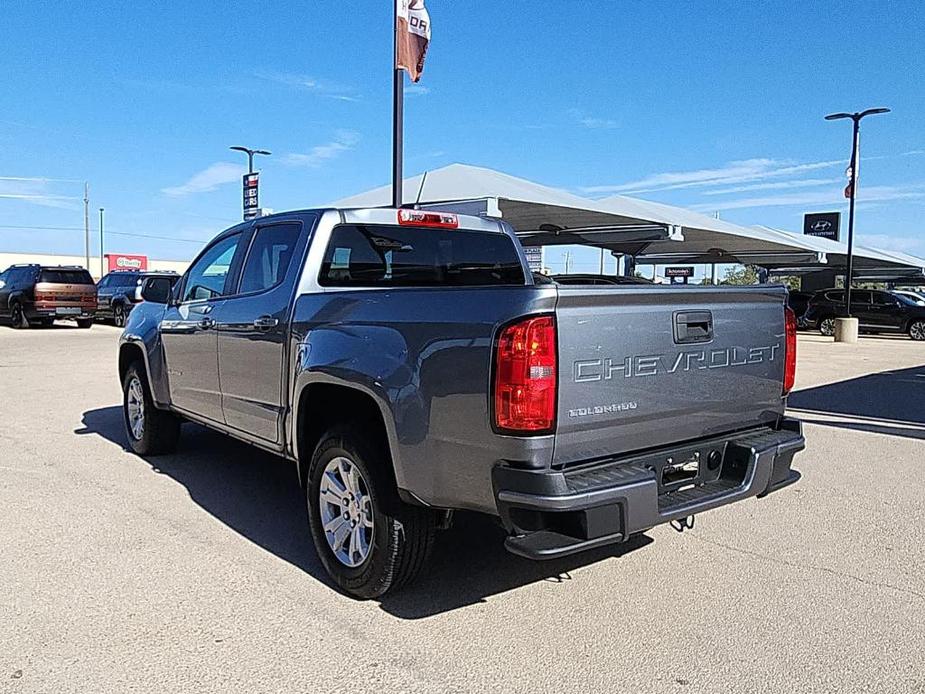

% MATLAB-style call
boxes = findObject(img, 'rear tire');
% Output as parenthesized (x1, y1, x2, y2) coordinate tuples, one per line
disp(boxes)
(306, 426, 436, 599)
(113, 304, 126, 328)
(76, 318, 93, 329)
(122, 362, 180, 455)
(910, 320, 925, 341)
(10, 302, 29, 329)
(819, 316, 836, 336)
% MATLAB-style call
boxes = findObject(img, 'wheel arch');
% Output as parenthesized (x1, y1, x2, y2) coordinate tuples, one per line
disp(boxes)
(294, 380, 399, 493)
(119, 340, 153, 392)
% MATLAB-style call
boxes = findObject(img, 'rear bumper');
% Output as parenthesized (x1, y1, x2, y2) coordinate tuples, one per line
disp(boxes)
(493, 418, 804, 559)
(26, 305, 94, 320)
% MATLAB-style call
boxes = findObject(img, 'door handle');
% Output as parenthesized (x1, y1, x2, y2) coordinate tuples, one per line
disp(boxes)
(253, 315, 279, 330)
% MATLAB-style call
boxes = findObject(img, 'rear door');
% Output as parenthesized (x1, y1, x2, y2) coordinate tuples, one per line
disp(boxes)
(214, 219, 311, 443)
(161, 230, 248, 422)
(849, 290, 875, 326)
(554, 285, 788, 465)
(867, 291, 904, 330)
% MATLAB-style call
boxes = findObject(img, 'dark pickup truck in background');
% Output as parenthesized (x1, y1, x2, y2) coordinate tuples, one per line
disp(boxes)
(118, 207, 804, 598)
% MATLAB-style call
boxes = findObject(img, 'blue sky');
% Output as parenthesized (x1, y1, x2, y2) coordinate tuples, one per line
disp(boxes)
(2, 1, 923, 273)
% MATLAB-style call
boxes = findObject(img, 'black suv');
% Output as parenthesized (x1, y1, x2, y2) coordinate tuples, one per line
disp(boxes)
(96, 270, 179, 327)
(804, 288, 925, 340)
(0, 264, 97, 328)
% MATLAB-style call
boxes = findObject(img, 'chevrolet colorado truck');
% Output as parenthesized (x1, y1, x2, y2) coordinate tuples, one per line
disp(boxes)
(118, 207, 804, 598)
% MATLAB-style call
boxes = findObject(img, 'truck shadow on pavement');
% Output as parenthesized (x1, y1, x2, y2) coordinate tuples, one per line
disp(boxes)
(788, 365, 925, 440)
(77, 406, 652, 619)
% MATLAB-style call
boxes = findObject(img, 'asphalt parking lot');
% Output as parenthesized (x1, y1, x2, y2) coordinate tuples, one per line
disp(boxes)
(1, 325, 923, 693)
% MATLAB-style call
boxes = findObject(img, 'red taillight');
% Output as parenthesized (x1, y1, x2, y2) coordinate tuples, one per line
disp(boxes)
(397, 209, 459, 228)
(494, 315, 557, 433)
(34, 292, 53, 303)
(783, 307, 797, 395)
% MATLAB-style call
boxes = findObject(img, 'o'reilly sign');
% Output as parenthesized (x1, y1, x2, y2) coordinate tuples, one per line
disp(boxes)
(803, 212, 840, 241)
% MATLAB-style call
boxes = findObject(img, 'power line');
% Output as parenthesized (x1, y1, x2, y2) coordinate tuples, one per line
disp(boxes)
(0, 224, 206, 244)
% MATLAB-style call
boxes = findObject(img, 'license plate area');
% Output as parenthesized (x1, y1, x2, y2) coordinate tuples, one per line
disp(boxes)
(662, 453, 700, 486)
(56, 307, 81, 315)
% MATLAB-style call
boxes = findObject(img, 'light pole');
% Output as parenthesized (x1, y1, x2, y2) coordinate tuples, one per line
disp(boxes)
(99, 208, 105, 278)
(230, 145, 271, 174)
(824, 107, 890, 331)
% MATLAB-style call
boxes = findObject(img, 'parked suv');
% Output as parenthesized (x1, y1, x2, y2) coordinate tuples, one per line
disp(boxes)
(96, 270, 179, 327)
(804, 288, 925, 340)
(0, 264, 96, 328)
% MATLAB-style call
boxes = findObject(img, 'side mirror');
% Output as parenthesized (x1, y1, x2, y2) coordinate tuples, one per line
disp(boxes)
(141, 277, 172, 304)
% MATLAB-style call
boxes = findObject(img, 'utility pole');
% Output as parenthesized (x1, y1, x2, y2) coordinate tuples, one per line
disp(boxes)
(83, 182, 90, 270)
(99, 208, 105, 278)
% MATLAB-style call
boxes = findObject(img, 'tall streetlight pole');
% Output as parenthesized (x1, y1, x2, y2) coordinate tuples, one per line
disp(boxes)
(824, 107, 890, 325)
(230, 145, 271, 174)
(99, 208, 105, 278)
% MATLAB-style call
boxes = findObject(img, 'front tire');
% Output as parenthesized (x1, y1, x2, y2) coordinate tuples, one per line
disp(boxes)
(910, 320, 925, 341)
(76, 318, 93, 329)
(306, 426, 436, 599)
(113, 304, 126, 328)
(122, 362, 180, 455)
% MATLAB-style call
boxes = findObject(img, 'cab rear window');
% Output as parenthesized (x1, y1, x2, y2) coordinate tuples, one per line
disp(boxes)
(39, 269, 94, 284)
(319, 224, 525, 287)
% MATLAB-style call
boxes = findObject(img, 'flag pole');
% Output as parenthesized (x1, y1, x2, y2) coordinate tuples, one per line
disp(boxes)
(391, 1, 404, 208)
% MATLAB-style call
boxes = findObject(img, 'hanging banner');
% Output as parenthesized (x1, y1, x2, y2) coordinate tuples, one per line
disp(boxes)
(396, 0, 431, 82)
(243, 172, 259, 220)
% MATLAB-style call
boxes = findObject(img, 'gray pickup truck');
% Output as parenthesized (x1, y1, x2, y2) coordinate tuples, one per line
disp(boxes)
(119, 207, 804, 598)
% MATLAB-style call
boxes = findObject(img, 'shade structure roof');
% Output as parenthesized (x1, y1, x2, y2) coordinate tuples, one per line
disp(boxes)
(330, 163, 827, 262)
(753, 226, 925, 282)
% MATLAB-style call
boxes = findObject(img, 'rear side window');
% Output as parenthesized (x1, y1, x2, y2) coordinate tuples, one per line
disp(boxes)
(39, 269, 94, 284)
(239, 223, 301, 294)
(319, 224, 525, 287)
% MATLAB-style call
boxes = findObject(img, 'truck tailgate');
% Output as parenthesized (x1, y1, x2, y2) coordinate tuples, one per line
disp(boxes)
(554, 285, 788, 466)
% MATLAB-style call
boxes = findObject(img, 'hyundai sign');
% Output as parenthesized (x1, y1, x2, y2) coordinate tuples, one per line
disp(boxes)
(803, 212, 840, 241)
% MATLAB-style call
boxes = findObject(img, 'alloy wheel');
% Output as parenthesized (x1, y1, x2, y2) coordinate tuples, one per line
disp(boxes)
(318, 456, 374, 568)
(114, 305, 125, 328)
(126, 376, 146, 440)
(911, 321, 925, 341)
(820, 318, 836, 336)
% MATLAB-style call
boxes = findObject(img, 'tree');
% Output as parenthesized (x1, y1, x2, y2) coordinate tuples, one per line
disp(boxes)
(720, 265, 759, 285)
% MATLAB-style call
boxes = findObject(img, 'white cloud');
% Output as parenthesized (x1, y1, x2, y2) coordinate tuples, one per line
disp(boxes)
(283, 131, 360, 168)
(584, 158, 844, 195)
(254, 72, 359, 101)
(161, 162, 246, 197)
(702, 178, 843, 196)
(569, 109, 618, 130)
(405, 85, 430, 96)
(0, 177, 81, 209)
(690, 182, 925, 212)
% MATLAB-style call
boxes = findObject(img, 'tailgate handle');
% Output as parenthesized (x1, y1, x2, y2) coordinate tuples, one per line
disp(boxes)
(674, 311, 713, 344)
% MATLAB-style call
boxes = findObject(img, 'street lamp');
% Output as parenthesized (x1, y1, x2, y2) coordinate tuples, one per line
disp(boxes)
(824, 107, 890, 334)
(229, 145, 271, 173)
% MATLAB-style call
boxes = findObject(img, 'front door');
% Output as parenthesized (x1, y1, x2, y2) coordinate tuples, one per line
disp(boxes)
(867, 291, 904, 330)
(215, 220, 308, 443)
(161, 231, 246, 422)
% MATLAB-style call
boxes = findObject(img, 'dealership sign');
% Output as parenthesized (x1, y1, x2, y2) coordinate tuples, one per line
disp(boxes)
(803, 212, 840, 241)
(243, 172, 259, 220)
(105, 254, 148, 272)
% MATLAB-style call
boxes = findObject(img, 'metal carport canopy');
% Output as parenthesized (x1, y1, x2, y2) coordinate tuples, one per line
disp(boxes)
(754, 227, 925, 282)
(330, 164, 825, 262)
